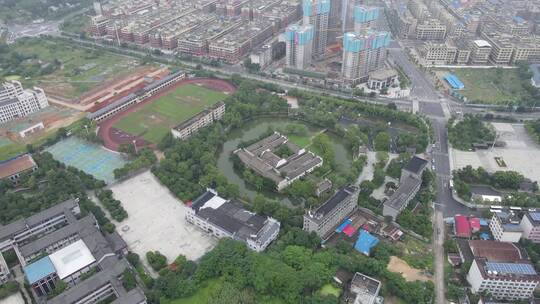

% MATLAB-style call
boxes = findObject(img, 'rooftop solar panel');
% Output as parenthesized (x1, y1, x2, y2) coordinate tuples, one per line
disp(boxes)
(485, 262, 536, 275)
(530, 212, 540, 222)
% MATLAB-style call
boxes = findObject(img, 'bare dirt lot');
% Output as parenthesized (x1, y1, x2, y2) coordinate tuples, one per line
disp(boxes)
(387, 256, 432, 282)
(451, 123, 540, 182)
(109, 171, 217, 268)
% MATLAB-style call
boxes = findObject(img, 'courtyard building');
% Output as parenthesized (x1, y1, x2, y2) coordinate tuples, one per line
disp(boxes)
(234, 132, 323, 191)
(187, 189, 280, 252)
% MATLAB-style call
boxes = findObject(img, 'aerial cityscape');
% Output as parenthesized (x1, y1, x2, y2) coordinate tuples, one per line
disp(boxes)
(1, 0, 540, 303)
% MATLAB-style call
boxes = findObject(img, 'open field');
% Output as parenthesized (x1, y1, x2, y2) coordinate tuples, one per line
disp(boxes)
(113, 83, 228, 144)
(436, 68, 526, 104)
(161, 278, 223, 304)
(451, 123, 540, 182)
(387, 256, 432, 282)
(110, 171, 217, 269)
(0, 105, 84, 161)
(7, 38, 142, 100)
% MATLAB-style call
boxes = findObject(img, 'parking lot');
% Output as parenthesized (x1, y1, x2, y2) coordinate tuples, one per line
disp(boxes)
(451, 123, 540, 182)
(109, 171, 217, 268)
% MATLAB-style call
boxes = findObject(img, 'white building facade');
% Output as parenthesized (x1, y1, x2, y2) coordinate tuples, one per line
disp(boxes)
(0, 81, 49, 123)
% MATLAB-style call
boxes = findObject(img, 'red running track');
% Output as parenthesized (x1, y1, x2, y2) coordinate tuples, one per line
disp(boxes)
(98, 78, 236, 151)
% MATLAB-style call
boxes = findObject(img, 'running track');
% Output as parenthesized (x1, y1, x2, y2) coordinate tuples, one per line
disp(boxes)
(98, 78, 236, 151)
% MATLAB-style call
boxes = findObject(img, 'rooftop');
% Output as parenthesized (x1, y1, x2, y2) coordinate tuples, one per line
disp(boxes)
(402, 156, 428, 175)
(23, 256, 56, 284)
(383, 174, 422, 211)
(309, 186, 358, 220)
(49, 240, 96, 279)
(468, 240, 523, 262)
(0, 154, 37, 179)
(350, 272, 381, 303)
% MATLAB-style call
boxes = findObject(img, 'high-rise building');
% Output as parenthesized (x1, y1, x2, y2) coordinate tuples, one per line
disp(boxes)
(302, 0, 330, 57)
(341, 31, 390, 83)
(284, 24, 315, 69)
(353, 5, 380, 34)
(93, 0, 103, 15)
(0, 81, 49, 124)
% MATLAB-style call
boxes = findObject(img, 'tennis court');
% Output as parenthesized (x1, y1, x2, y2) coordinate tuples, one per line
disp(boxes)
(46, 137, 127, 183)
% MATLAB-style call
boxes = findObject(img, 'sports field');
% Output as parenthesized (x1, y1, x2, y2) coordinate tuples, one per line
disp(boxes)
(113, 84, 227, 143)
(46, 136, 127, 183)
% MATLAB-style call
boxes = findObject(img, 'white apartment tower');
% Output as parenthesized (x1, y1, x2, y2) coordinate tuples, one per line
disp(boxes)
(341, 31, 390, 84)
(302, 0, 330, 58)
(0, 81, 49, 124)
(284, 24, 314, 69)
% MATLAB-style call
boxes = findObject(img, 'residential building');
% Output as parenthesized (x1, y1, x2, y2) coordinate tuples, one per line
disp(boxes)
(303, 185, 359, 239)
(353, 5, 379, 34)
(455, 214, 472, 238)
(520, 212, 540, 243)
(383, 156, 428, 220)
(489, 211, 523, 243)
(186, 189, 280, 252)
(171, 101, 225, 140)
(302, 0, 330, 57)
(0, 81, 49, 124)
(0, 154, 38, 184)
(284, 24, 314, 69)
(250, 44, 273, 69)
(341, 31, 390, 84)
(350, 272, 381, 304)
(469, 40, 492, 64)
(415, 19, 446, 41)
(482, 34, 514, 64)
(234, 132, 323, 191)
(466, 240, 539, 300)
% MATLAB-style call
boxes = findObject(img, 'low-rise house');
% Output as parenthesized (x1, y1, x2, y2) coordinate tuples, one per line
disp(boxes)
(0, 154, 38, 184)
(187, 189, 280, 252)
(349, 272, 382, 304)
(171, 101, 225, 140)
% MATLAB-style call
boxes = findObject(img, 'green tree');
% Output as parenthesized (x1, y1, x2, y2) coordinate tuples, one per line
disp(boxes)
(374, 132, 390, 151)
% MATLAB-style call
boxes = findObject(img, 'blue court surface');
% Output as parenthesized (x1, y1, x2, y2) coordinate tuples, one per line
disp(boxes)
(46, 137, 127, 184)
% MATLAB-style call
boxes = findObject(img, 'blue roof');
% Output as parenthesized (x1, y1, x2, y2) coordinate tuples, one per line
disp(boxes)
(485, 262, 536, 275)
(480, 232, 490, 240)
(354, 230, 379, 256)
(513, 16, 525, 23)
(479, 218, 489, 226)
(530, 212, 540, 221)
(336, 219, 352, 233)
(444, 74, 465, 90)
(23, 256, 56, 284)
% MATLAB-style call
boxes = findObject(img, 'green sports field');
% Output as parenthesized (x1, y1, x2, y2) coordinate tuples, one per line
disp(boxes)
(113, 84, 227, 143)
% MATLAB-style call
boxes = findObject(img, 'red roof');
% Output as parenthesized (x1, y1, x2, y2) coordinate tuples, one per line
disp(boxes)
(0, 154, 37, 179)
(343, 225, 356, 237)
(454, 215, 471, 238)
(470, 217, 481, 231)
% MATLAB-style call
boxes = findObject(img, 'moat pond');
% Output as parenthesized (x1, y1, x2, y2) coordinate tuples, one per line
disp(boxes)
(217, 117, 353, 207)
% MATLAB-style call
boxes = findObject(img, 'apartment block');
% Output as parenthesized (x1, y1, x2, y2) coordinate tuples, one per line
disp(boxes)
(302, 0, 330, 57)
(415, 19, 446, 41)
(469, 39, 492, 64)
(171, 101, 225, 140)
(489, 211, 523, 243)
(341, 31, 390, 84)
(303, 185, 359, 239)
(353, 5, 379, 34)
(187, 189, 280, 252)
(521, 212, 540, 243)
(467, 241, 539, 301)
(208, 20, 273, 63)
(284, 24, 314, 69)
